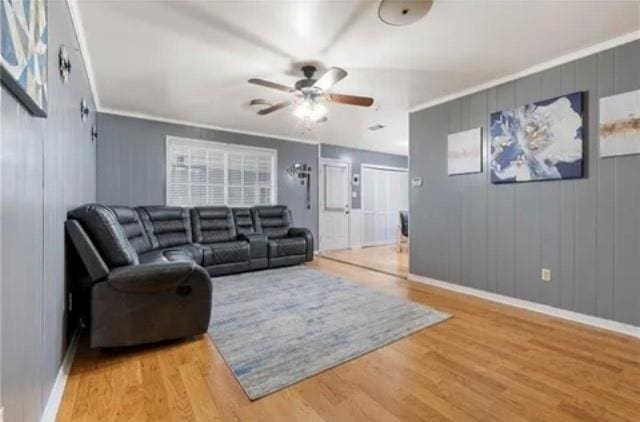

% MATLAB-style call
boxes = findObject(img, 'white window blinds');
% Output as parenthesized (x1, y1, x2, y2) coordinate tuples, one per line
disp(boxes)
(166, 137, 276, 207)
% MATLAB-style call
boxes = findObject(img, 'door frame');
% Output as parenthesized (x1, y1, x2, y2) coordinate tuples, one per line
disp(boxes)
(360, 163, 409, 247)
(318, 158, 352, 252)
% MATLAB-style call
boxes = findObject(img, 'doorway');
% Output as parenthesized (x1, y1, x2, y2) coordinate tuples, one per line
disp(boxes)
(318, 158, 351, 251)
(319, 163, 409, 279)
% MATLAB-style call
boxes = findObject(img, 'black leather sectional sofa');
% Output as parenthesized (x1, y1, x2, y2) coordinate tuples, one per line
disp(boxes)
(66, 204, 313, 348)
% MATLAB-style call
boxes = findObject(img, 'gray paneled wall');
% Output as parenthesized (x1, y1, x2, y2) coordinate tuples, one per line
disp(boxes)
(0, 2, 97, 421)
(97, 113, 319, 243)
(320, 144, 408, 209)
(409, 40, 640, 326)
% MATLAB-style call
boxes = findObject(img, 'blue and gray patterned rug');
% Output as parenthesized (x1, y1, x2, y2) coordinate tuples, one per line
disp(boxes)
(208, 266, 451, 400)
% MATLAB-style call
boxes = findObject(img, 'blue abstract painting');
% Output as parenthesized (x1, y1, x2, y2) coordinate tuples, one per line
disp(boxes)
(1, 0, 48, 117)
(490, 92, 583, 183)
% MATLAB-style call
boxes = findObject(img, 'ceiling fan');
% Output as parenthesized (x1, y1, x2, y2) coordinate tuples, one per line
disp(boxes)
(248, 65, 374, 122)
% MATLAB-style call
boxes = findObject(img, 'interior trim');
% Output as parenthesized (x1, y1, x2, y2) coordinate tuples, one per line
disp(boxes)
(66, 0, 100, 109)
(100, 108, 320, 146)
(40, 327, 81, 422)
(409, 273, 640, 339)
(410, 29, 640, 113)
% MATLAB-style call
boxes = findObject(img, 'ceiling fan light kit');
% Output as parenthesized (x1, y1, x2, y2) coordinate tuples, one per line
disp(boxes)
(248, 65, 374, 122)
(378, 0, 434, 26)
(294, 100, 328, 123)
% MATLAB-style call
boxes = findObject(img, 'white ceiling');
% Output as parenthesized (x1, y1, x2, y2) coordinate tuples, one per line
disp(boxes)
(75, 0, 640, 155)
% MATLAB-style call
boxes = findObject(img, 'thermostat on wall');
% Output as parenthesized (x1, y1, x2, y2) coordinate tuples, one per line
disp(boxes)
(411, 177, 423, 187)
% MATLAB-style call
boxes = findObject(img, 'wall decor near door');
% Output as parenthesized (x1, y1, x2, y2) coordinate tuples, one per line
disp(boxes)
(0, 0, 48, 117)
(447, 127, 483, 175)
(286, 162, 313, 209)
(490, 92, 584, 183)
(599, 89, 640, 158)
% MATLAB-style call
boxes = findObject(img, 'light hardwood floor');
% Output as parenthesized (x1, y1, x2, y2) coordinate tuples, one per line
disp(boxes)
(58, 256, 640, 421)
(320, 244, 409, 278)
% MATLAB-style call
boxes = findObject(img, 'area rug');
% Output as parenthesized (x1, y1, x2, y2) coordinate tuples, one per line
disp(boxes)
(208, 266, 451, 400)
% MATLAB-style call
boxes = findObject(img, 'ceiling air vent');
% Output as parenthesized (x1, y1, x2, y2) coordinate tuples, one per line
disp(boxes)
(368, 124, 386, 131)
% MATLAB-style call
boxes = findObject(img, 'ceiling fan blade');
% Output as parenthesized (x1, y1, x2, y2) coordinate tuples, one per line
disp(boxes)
(328, 93, 374, 107)
(313, 67, 347, 91)
(257, 100, 292, 115)
(248, 78, 294, 92)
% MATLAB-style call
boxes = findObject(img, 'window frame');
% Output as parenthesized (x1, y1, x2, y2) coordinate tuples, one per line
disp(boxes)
(165, 135, 278, 207)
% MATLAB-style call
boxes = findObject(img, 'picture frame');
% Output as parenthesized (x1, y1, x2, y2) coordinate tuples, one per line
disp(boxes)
(1, 0, 49, 117)
(490, 92, 584, 183)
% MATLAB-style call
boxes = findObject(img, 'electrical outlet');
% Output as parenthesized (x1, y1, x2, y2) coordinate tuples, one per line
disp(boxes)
(541, 268, 552, 282)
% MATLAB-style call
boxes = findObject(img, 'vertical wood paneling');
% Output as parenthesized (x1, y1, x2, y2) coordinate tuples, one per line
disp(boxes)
(596, 49, 616, 320)
(447, 100, 463, 283)
(1, 3, 97, 420)
(1, 90, 45, 422)
(494, 82, 516, 297)
(486, 88, 498, 293)
(559, 62, 576, 311)
(514, 74, 542, 303)
(467, 91, 489, 291)
(409, 40, 640, 327)
(574, 55, 599, 316)
(461, 97, 474, 288)
(540, 66, 563, 307)
(612, 41, 640, 326)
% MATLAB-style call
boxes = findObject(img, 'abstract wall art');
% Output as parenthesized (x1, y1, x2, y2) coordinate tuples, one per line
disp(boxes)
(1, 0, 48, 117)
(599, 89, 640, 158)
(447, 127, 483, 175)
(489, 92, 583, 183)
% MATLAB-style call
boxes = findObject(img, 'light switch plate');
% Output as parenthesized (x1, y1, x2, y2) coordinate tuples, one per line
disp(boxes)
(541, 268, 552, 282)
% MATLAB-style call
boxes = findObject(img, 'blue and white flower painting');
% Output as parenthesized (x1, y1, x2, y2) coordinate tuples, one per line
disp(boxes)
(1, 0, 48, 116)
(490, 92, 583, 183)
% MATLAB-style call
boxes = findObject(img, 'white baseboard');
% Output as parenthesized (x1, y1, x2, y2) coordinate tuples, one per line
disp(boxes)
(409, 273, 640, 339)
(40, 327, 81, 422)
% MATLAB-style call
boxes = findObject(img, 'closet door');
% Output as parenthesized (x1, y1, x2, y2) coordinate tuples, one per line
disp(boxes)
(362, 167, 408, 246)
(361, 167, 376, 245)
(374, 169, 388, 244)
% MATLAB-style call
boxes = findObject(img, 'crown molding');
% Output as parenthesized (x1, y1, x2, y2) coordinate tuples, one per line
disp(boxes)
(99, 108, 321, 145)
(66, 0, 100, 109)
(410, 30, 640, 114)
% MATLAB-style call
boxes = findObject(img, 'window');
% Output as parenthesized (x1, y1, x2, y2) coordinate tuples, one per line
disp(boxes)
(166, 137, 276, 207)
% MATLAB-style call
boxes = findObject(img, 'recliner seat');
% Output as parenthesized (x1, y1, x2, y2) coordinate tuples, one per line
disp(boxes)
(66, 204, 212, 348)
(190, 206, 251, 276)
(137, 206, 206, 264)
(252, 206, 314, 268)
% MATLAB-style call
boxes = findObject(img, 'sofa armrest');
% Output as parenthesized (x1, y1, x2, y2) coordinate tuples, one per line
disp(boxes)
(107, 261, 210, 293)
(288, 227, 314, 261)
(66, 219, 110, 282)
(237, 233, 267, 259)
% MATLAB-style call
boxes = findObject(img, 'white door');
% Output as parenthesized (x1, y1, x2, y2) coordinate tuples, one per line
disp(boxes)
(361, 166, 408, 246)
(319, 160, 351, 251)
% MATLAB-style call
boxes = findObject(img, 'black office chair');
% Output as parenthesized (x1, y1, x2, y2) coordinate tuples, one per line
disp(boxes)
(397, 211, 409, 252)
